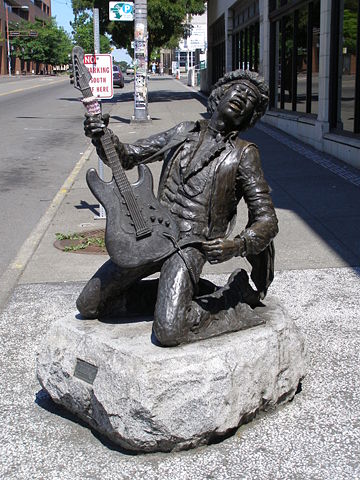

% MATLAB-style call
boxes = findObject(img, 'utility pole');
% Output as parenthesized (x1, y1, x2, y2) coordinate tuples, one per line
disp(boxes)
(93, 8, 100, 54)
(5, 2, 11, 77)
(132, 0, 150, 122)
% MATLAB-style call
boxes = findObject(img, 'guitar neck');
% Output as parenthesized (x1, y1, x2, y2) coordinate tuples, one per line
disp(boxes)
(79, 76, 151, 238)
(100, 131, 132, 193)
(80, 88, 131, 193)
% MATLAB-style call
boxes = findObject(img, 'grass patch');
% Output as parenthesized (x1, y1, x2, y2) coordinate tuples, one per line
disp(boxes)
(55, 230, 106, 253)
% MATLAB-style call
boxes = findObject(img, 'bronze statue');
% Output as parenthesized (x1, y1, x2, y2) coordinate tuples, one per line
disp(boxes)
(76, 69, 278, 346)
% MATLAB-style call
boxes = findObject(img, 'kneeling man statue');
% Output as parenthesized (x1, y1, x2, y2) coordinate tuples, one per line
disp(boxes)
(77, 70, 279, 346)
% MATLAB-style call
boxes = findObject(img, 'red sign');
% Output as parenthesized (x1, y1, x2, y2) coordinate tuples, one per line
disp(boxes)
(84, 54, 113, 99)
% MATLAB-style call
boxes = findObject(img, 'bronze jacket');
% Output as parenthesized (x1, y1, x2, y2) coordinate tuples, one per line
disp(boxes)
(93, 120, 278, 295)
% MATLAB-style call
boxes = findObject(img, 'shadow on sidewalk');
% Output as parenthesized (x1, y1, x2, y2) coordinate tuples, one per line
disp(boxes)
(35, 389, 138, 456)
(243, 126, 360, 270)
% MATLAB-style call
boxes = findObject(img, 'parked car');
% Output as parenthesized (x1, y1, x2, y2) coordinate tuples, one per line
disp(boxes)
(113, 65, 124, 88)
(126, 66, 135, 75)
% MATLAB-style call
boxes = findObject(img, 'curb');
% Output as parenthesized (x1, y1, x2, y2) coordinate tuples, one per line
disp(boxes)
(0, 142, 95, 314)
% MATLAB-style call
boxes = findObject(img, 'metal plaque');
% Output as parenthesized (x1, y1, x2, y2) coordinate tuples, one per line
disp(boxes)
(74, 358, 98, 385)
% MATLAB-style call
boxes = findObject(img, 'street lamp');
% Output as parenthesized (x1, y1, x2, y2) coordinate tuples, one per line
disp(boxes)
(5, 1, 11, 77)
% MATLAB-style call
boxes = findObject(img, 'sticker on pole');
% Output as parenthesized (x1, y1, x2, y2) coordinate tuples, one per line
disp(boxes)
(84, 54, 113, 99)
(109, 2, 134, 21)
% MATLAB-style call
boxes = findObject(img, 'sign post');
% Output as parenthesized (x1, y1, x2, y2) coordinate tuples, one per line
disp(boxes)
(92, 7, 112, 219)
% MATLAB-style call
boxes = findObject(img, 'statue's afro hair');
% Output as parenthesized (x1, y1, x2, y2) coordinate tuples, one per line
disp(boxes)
(207, 70, 269, 128)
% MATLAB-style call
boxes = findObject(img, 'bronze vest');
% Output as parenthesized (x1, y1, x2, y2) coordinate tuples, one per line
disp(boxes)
(159, 136, 255, 240)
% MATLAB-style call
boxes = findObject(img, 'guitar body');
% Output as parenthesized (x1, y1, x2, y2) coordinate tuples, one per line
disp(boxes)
(86, 164, 180, 269)
(72, 46, 180, 269)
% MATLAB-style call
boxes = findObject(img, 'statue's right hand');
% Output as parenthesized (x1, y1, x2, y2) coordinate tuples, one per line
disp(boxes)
(84, 113, 110, 138)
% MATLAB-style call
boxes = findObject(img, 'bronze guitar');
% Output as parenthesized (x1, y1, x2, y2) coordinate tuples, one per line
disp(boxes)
(72, 46, 179, 268)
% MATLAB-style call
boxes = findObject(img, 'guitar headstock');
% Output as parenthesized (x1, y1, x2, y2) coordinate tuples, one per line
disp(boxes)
(71, 46, 92, 94)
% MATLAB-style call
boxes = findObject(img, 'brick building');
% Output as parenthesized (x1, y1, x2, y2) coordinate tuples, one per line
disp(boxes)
(0, 0, 51, 76)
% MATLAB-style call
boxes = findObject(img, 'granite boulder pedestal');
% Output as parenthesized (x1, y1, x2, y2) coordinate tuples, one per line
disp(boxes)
(36, 296, 306, 453)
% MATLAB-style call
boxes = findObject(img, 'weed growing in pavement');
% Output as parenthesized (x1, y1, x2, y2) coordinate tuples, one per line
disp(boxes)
(55, 232, 81, 240)
(55, 231, 106, 253)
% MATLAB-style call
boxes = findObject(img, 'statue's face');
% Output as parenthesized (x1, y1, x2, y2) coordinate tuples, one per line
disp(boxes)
(212, 81, 260, 133)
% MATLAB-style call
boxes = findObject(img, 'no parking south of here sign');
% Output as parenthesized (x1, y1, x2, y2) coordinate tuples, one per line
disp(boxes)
(84, 54, 113, 99)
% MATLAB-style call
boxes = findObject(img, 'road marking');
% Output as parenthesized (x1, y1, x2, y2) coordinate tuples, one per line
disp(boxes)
(0, 78, 67, 97)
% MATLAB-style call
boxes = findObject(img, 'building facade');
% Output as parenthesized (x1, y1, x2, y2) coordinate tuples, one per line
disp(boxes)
(160, 10, 207, 75)
(177, 11, 207, 72)
(207, 0, 360, 169)
(0, 0, 51, 76)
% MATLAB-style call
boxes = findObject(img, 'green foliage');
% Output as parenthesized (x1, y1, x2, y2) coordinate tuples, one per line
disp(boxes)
(343, 9, 358, 55)
(55, 232, 81, 240)
(10, 18, 72, 66)
(55, 231, 106, 252)
(71, 0, 206, 57)
(115, 60, 129, 71)
(71, 10, 111, 53)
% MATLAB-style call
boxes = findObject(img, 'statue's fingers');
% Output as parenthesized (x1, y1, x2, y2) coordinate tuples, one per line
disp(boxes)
(88, 122, 105, 131)
(203, 242, 221, 251)
(205, 239, 221, 246)
(209, 257, 220, 264)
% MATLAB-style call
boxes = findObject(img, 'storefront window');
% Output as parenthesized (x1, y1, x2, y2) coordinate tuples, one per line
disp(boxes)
(270, 0, 320, 116)
(209, 15, 225, 84)
(233, 23, 259, 72)
(232, 2, 259, 72)
(340, 0, 359, 134)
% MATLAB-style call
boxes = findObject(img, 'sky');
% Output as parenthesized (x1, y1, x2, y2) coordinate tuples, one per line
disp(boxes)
(51, 0, 132, 63)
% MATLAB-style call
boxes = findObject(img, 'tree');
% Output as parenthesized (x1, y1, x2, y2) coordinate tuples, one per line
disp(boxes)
(71, 11, 112, 53)
(71, 0, 206, 58)
(10, 18, 72, 66)
(115, 60, 129, 71)
(343, 9, 358, 55)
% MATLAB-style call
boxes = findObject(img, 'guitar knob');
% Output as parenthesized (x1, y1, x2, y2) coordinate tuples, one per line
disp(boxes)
(158, 217, 163, 223)
(150, 216, 156, 222)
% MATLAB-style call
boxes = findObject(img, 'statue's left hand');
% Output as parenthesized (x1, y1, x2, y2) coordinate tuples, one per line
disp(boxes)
(84, 113, 110, 138)
(202, 238, 241, 264)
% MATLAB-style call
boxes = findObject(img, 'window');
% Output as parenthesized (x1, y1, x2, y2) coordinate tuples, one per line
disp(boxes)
(209, 15, 225, 84)
(269, 0, 320, 115)
(340, 0, 359, 134)
(232, 2, 259, 72)
(329, 0, 360, 135)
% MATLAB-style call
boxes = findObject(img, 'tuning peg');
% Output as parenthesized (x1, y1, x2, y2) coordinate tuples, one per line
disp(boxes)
(68, 61, 74, 85)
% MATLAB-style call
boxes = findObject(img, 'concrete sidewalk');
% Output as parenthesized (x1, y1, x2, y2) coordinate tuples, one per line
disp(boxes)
(1, 76, 360, 479)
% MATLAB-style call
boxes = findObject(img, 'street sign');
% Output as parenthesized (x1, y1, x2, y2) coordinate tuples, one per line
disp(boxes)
(84, 54, 113, 99)
(109, 2, 134, 21)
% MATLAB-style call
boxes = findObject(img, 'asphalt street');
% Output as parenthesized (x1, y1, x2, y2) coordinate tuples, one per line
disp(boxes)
(0, 75, 131, 275)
